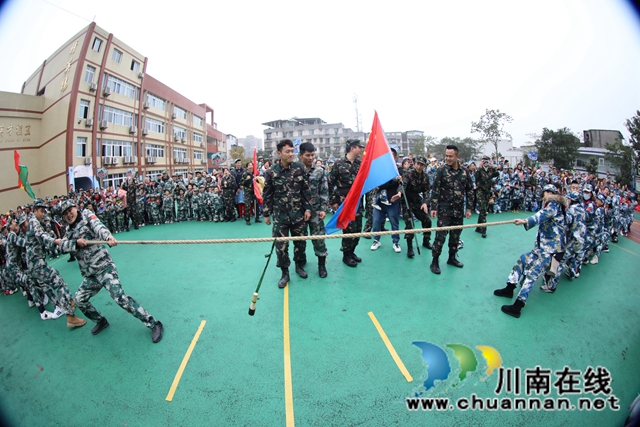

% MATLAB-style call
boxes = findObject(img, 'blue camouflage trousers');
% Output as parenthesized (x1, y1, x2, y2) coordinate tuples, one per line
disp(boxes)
(547, 241, 584, 290)
(594, 231, 611, 258)
(507, 247, 552, 303)
(74, 265, 157, 328)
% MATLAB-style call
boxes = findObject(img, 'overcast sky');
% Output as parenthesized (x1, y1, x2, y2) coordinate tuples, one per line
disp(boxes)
(1, 0, 639, 146)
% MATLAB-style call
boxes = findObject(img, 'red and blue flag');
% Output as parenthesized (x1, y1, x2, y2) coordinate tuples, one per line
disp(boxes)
(325, 111, 399, 234)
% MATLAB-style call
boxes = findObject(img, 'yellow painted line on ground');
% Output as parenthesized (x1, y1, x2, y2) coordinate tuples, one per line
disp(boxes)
(367, 312, 413, 382)
(166, 320, 206, 402)
(49, 255, 68, 267)
(611, 243, 640, 257)
(283, 285, 295, 427)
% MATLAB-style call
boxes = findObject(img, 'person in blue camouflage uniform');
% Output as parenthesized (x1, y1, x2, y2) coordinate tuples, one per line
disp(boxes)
(493, 185, 567, 318)
(24, 200, 86, 327)
(581, 184, 597, 263)
(475, 156, 499, 238)
(429, 145, 475, 274)
(328, 139, 365, 268)
(221, 168, 237, 222)
(589, 194, 608, 264)
(402, 155, 432, 258)
(299, 142, 329, 278)
(56, 200, 163, 342)
(263, 139, 312, 288)
(242, 164, 257, 225)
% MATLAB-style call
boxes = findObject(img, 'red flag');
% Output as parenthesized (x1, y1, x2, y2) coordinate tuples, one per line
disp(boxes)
(252, 148, 263, 204)
(14, 150, 36, 199)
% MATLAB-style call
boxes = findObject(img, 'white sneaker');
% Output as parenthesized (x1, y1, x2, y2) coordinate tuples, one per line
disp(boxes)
(371, 241, 381, 251)
(393, 243, 401, 253)
(42, 294, 49, 306)
(540, 284, 556, 293)
(40, 310, 55, 320)
(590, 255, 599, 265)
(51, 306, 65, 319)
(28, 300, 35, 308)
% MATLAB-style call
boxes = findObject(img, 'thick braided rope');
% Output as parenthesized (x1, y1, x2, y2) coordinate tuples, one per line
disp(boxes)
(85, 219, 516, 245)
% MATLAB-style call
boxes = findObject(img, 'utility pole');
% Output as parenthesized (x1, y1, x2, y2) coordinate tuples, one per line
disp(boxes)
(353, 94, 361, 133)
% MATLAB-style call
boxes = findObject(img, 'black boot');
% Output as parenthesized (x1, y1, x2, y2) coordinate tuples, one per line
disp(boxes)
(318, 257, 327, 278)
(494, 282, 516, 298)
(91, 317, 110, 335)
(430, 255, 441, 274)
(343, 252, 357, 267)
(278, 268, 290, 288)
(295, 262, 308, 279)
(351, 253, 362, 263)
(501, 299, 525, 318)
(152, 321, 164, 343)
(246, 220, 251, 226)
(447, 252, 464, 268)
(407, 239, 415, 259)
(68, 253, 76, 262)
(255, 217, 262, 223)
(422, 236, 432, 249)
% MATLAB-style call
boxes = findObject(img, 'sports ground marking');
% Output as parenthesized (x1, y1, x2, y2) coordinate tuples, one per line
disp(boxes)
(284, 284, 295, 426)
(368, 312, 413, 382)
(166, 320, 206, 402)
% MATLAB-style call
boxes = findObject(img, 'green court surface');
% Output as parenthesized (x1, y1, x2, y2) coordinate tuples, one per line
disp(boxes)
(0, 211, 638, 427)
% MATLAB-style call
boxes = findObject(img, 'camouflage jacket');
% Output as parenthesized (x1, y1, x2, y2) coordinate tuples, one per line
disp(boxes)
(25, 215, 56, 268)
(328, 156, 361, 207)
(402, 167, 429, 205)
(524, 194, 567, 254)
(4, 231, 25, 266)
(476, 166, 499, 194)
(262, 161, 312, 223)
(305, 164, 329, 214)
(241, 170, 254, 191)
(60, 209, 115, 277)
(583, 200, 597, 232)
(566, 203, 586, 244)
(430, 164, 475, 217)
(221, 175, 236, 195)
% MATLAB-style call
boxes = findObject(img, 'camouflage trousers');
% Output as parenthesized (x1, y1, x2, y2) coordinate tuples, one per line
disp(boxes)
(116, 213, 126, 232)
(223, 195, 235, 220)
(594, 231, 611, 258)
(403, 199, 432, 244)
(163, 206, 175, 223)
(134, 205, 145, 226)
(363, 191, 374, 233)
(1, 264, 21, 292)
(28, 260, 74, 314)
(191, 204, 201, 221)
(547, 242, 584, 290)
(476, 191, 491, 230)
(341, 210, 363, 253)
(74, 265, 157, 328)
(431, 214, 463, 257)
(507, 247, 552, 303)
(307, 214, 328, 257)
(273, 219, 307, 268)
(244, 190, 255, 222)
(177, 208, 188, 222)
(583, 232, 597, 258)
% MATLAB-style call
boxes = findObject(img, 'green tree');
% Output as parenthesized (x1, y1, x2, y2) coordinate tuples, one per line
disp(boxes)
(585, 156, 599, 175)
(611, 110, 640, 189)
(534, 127, 580, 169)
(470, 109, 513, 162)
(428, 137, 481, 162)
(605, 140, 634, 187)
(410, 135, 436, 157)
(229, 145, 251, 167)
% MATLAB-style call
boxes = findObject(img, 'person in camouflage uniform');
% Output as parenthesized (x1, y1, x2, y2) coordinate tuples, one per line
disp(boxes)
(212, 187, 224, 222)
(176, 189, 188, 222)
(362, 190, 374, 237)
(25, 200, 86, 327)
(162, 190, 174, 224)
(135, 185, 146, 226)
(114, 197, 125, 233)
(429, 145, 475, 274)
(475, 156, 499, 238)
(242, 163, 257, 226)
(148, 194, 161, 225)
(120, 176, 137, 231)
(328, 139, 364, 267)
(196, 186, 208, 221)
(402, 155, 432, 258)
(56, 200, 163, 342)
(263, 139, 312, 288)
(494, 185, 567, 318)
(221, 168, 237, 222)
(299, 142, 329, 278)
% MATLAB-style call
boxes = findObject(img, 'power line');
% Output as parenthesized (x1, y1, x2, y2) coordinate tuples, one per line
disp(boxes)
(39, 0, 92, 22)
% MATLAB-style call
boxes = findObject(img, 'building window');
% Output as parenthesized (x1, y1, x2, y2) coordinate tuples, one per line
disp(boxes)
(334, 138, 340, 143)
(106, 75, 136, 98)
(145, 117, 165, 134)
(298, 131, 303, 136)
(309, 129, 314, 135)
(265, 133, 271, 140)
(193, 115, 203, 126)
(78, 99, 90, 119)
(599, 158, 605, 166)
(101, 139, 134, 157)
(102, 106, 133, 127)
(92, 37, 102, 52)
(112, 48, 123, 63)
(145, 144, 165, 158)
(76, 137, 87, 157)
(174, 106, 187, 120)
(131, 60, 140, 73)
(193, 133, 203, 143)
(194, 150, 203, 160)
(103, 173, 126, 189)
(173, 125, 187, 140)
(84, 65, 96, 83)
(173, 147, 187, 159)
(37, 87, 45, 96)
(146, 169, 163, 180)
(146, 93, 165, 110)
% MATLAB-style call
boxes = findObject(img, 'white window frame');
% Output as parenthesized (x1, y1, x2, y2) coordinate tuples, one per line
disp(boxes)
(145, 144, 165, 158)
(145, 117, 165, 134)
(104, 173, 126, 189)
(194, 150, 203, 160)
(193, 133, 203, 143)
(78, 99, 90, 119)
(102, 106, 133, 127)
(106, 75, 136, 99)
(76, 137, 87, 157)
(131, 60, 140, 73)
(173, 106, 187, 120)
(173, 147, 187, 159)
(147, 93, 165, 110)
(173, 125, 187, 140)
(101, 139, 133, 157)
(193, 115, 203, 126)
(92, 37, 102, 52)
(84, 65, 96, 83)
(112, 48, 123, 63)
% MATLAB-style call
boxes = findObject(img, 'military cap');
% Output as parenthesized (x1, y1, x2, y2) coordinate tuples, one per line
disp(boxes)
(196, 170, 202, 174)
(566, 191, 581, 202)
(162, 170, 168, 175)
(17, 214, 28, 225)
(33, 198, 48, 208)
(583, 184, 593, 193)
(60, 199, 77, 214)
(542, 184, 557, 194)
(234, 158, 242, 163)
(429, 157, 437, 162)
(597, 194, 606, 203)
(345, 139, 364, 149)
(415, 155, 428, 165)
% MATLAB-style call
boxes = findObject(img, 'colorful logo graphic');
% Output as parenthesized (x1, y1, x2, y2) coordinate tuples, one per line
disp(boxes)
(412, 341, 502, 392)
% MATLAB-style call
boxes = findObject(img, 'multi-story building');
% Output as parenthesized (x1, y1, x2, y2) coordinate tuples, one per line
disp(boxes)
(385, 130, 424, 156)
(238, 135, 263, 154)
(262, 117, 367, 160)
(0, 22, 226, 208)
